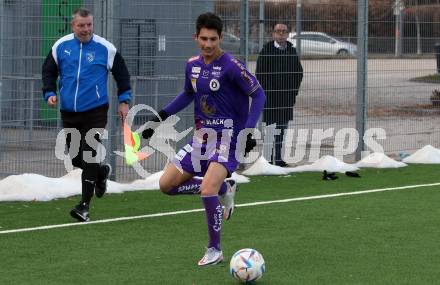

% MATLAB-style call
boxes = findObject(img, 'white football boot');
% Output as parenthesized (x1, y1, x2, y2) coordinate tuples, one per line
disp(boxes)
(198, 247, 224, 266)
(221, 180, 237, 220)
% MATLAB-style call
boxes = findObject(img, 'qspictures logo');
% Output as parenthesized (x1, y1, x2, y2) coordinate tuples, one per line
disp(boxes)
(54, 105, 386, 178)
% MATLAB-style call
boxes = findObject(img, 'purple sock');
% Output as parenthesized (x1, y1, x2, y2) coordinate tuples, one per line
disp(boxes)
(202, 195, 223, 251)
(166, 178, 202, 195)
(218, 182, 227, 196)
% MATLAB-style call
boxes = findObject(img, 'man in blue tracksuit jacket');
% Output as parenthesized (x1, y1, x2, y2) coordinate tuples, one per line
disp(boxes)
(42, 7, 131, 222)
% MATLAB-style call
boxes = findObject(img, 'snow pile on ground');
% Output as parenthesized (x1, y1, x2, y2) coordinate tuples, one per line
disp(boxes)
(2, 145, 439, 202)
(128, 170, 165, 191)
(242, 156, 289, 176)
(402, 145, 440, 164)
(0, 172, 81, 202)
(355, 152, 407, 168)
(229, 172, 250, 183)
(286, 155, 359, 173)
(0, 169, 250, 202)
(0, 169, 149, 202)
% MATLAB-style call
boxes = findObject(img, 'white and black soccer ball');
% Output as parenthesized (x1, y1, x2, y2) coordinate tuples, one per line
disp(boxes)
(230, 248, 265, 283)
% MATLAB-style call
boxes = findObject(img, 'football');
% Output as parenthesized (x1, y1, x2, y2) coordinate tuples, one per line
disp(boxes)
(230, 248, 265, 283)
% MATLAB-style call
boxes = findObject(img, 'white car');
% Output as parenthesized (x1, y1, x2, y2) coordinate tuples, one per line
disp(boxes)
(222, 32, 260, 54)
(288, 32, 357, 56)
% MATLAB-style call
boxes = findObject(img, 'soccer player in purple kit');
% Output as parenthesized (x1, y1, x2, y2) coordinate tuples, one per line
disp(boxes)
(142, 12, 265, 266)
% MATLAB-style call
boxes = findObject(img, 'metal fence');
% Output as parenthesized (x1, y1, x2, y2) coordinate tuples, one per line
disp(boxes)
(0, 0, 439, 181)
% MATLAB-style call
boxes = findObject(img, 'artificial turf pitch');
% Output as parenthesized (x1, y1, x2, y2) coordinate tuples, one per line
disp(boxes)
(1, 164, 439, 284)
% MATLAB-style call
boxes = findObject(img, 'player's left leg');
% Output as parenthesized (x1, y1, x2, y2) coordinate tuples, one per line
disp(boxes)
(198, 162, 228, 266)
(159, 141, 231, 196)
(68, 106, 108, 222)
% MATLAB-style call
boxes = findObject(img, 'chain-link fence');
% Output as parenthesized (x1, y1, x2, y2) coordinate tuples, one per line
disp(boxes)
(0, 0, 439, 181)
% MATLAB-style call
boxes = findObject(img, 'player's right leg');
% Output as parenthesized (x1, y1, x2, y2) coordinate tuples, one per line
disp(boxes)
(159, 163, 196, 194)
(198, 247, 224, 266)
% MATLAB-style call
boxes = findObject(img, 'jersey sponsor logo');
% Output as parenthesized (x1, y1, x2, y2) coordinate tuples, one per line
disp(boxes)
(211, 71, 221, 77)
(191, 78, 198, 92)
(201, 118, 226, 126)
(200, 94, 216, 116)
(209, 79, 220, 91)
(231, 58, 245, 71)
(64, 49, 71, 56)
(175, 149, 187, 161)
(183, 144, 194, 153)
(177, 183, 200, 194)
(213, 66, 222, 71)
(241, 70, 255, 87)
(192, 66, 201, 74)
(213, 204, 223, 232)
(86, 52, 95, 63)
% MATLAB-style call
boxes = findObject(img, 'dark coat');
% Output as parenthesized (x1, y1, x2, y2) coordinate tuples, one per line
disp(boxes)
(256, 40, 303, 125)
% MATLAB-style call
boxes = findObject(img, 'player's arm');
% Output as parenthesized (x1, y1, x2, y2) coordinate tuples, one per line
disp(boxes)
(243, 86, 265, 155)
(230, 60, 266, 154)
(111, 51, 132, 103)
(229, 61, 266, 128)
(245, 87, 265, 129)
(41, 50, 59, 104)
(111, 51, 132, 122)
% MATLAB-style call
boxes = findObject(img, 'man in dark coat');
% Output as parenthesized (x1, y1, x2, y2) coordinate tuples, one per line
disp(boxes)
(256, 23, 303, 166)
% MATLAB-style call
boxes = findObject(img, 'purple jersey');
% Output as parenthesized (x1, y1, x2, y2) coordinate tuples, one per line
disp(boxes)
(184, 52, 261, 135)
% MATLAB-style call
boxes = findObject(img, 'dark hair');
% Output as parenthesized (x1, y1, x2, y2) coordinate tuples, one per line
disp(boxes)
(196, 12, 223, 36)
(72, 7, 92, 18)
(273, 23, 289, 30)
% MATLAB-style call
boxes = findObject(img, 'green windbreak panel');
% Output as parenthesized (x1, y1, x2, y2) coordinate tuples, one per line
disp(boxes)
(41, 0, 82, 122)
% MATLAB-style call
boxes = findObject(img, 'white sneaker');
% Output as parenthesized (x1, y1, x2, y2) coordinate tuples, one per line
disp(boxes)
(221, 180, 237, 220)
(198, 247, 224, 266)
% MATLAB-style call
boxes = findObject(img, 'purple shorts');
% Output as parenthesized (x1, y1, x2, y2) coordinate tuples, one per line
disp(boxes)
(171, 136, 239, 178)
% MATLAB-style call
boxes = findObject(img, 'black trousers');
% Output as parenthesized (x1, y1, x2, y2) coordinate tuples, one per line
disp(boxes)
(263, 91, 295, 164)
(61, 104, 108, 204)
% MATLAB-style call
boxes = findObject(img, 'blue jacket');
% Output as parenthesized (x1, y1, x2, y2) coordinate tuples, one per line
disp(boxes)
(42, 33, 131, 112)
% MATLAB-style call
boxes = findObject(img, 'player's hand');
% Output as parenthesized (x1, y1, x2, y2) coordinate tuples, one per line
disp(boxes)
(244, 133, 257, 156)
(141, 110, 168, 140)
(47, 96, 57, 107)
(45, 92, 57, 107)
(118, 101, 129, 123)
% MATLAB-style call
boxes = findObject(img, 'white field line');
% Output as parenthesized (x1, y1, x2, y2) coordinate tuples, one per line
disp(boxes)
(1, 182, 439, 235)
